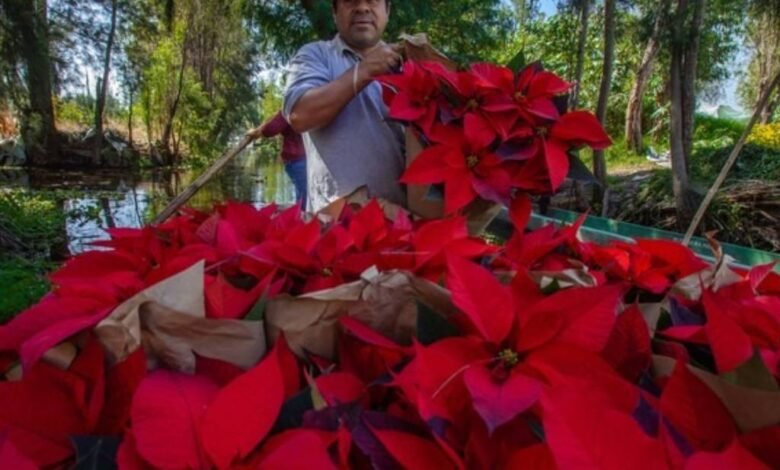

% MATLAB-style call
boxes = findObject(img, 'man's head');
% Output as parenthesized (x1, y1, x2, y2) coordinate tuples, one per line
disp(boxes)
(332, 0, 391, 53)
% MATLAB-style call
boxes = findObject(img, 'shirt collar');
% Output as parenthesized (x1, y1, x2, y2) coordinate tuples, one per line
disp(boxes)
(332, 34, 386, 60)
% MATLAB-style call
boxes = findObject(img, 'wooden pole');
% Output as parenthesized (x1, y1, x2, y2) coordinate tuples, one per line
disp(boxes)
(683, 69, 780, 244)
(151, 133, 259, 225)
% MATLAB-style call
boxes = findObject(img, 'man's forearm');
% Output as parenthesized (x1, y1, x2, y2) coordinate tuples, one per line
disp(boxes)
(288, 65, 365, 133)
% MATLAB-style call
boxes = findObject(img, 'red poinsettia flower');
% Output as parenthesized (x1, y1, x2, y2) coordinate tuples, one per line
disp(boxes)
(377, 61, 453, 135)
(661, 286, 780, 373)
(402, 117, 513, 213)
(511, 110, 612, 192)
(577, 239, 708, 294)
(442, 64, 520, 144)
(397, 255, 624, 436)
(508, 63, 571, 123)
(411, 216, 497, 281)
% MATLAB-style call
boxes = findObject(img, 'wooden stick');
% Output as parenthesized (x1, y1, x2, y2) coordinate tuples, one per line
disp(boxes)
(683, 70, 780, 245)
(151, 133, 259, 225)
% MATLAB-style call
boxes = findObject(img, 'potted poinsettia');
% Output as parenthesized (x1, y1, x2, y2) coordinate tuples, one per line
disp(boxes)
(378, 60, 611, 233)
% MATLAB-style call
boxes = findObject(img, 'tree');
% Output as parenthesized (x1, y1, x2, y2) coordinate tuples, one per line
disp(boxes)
(132, 0, 261, 164)
(739, 4, 780, 123)
(684, 0, 780, 240)
(248, 0, 514, 65)
(0, 0, 59, 165)
(593, 0, 616, 203)
(624, 0, 670, 152)
(569, 0, 592, 109)
(669, 0, 706, 223)
(94, 0, 120, 164)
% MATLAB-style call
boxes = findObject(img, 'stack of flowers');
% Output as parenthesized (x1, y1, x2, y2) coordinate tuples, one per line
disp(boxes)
(0, 198, 778, 469)
(378, 61, 611, 215)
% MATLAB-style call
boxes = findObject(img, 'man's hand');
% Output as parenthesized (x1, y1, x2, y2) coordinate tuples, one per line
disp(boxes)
(358, 44, 403, 83)
(288, 45, 403, 133)
(245, 126, 264, 139)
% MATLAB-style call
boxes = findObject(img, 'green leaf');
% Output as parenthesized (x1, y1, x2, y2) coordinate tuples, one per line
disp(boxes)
(506, 50, 527, 73)
(416, 301, 458, 346)
(540, 278, 562, 295)
(244, 288, 270, 321)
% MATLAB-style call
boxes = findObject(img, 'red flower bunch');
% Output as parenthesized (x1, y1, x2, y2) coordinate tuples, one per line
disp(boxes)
(379, 61, 612, 214)
(1, 201, 779, 469)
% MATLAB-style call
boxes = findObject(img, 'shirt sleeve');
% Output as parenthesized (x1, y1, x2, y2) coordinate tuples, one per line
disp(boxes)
(283, 43, 331, 121)
(259, 111, 288, 138)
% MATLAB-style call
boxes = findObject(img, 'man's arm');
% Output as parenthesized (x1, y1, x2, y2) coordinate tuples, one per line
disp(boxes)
(259, 111, 289, 138)
(287, 44, 402, 134)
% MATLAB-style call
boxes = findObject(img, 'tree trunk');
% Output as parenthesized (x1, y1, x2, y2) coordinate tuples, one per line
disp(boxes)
(569, 0, 591, 110)
(94, 0, 119, 166)
(624, 0, 670, 152)
(753, 8, 780, 124)
(762, 91, 779, 123)
(592, 0, 616, 204)
(681, 0, 705, 164)
(93, 0, 119, 165)
(161, 30, 189, 164)
(127, 87, 134, 145)
(670, 0, 695, 224)
(2, 0, 58, 166)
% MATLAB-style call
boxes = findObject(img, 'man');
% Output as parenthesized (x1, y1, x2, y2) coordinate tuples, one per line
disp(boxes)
(251, 110, 307, 205)
(283, 0, 405, 213)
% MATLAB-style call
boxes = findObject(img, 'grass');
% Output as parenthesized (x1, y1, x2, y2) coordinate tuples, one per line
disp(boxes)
(579, 138, 657, 176)
(0, 258, 52, 322)
(0, 189, 67, 322)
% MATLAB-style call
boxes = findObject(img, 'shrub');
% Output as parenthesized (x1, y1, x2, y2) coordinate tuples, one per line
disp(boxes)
(748, 122, 780, 150)
(693, 114, 746, 146)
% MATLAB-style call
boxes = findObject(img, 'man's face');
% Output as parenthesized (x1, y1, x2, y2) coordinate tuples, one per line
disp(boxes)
(333, 0, 389, 52)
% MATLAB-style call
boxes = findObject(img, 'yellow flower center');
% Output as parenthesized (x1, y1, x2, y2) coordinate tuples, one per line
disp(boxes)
(497, 349, 520, 367)
(466, 154, 480, 169)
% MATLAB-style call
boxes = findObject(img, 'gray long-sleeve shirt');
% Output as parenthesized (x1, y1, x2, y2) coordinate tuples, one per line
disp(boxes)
(283, 35, 405, 213)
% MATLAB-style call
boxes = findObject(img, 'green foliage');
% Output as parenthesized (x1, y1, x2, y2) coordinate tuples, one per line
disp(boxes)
(748, 122, 780, 149)
(0, 258, 51, 322)
(0, 189, 64, 321)
(689, 116, 780, 183)
(133, 2, 260, 164)
(0, 189, 67, 254)
(387, 0, 515, 64)
(693, 114, 746, 146)
(55, 97, 93, 126)
(248, 0, 514, 65)
(692, 143, 780, 183)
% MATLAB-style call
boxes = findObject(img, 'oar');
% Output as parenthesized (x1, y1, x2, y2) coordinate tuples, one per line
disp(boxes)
(151, 131, 260, 225)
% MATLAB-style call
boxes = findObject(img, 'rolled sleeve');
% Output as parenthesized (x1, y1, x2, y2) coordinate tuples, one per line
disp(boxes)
(283, 43, 331, 121)
(260, 111, 288, 138)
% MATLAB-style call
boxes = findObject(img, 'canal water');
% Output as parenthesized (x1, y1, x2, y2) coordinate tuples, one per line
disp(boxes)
(0, 146, 295, 254)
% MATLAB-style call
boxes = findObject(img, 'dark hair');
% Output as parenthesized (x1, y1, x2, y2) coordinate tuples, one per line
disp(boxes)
(332, 0, 390, 11)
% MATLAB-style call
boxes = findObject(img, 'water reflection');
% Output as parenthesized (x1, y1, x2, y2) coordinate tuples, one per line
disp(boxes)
(0, 147, 295, 254)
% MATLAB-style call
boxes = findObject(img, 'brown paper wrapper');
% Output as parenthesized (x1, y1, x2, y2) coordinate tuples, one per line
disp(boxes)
(317, 186, 408, 223)
(652, 355, 780, 433)
(95, 261, 266, 373)
(264, 268, 457, 359)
